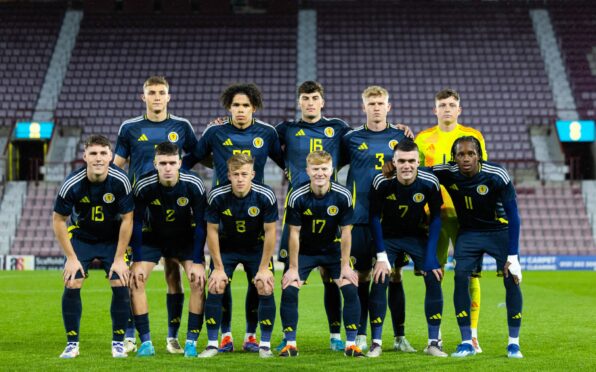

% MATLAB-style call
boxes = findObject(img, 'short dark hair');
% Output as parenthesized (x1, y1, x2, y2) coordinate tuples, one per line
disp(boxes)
(220, 83, 263, 111)
(154, 142, 180, 157)
(435, 88, 460, 102)
(393, 139, 418, 154)
(298, 81, 324, 98)
(84, 134, 111, 150)
(450, 136, 483, 162)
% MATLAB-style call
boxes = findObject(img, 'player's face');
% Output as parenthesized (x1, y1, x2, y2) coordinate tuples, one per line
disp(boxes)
(393, 149, 419, 184)
(142, 84, 170, 114)
(228, 164, 255, 194)
(433, 96, 461, 126)
(83, 144, 112, 177)
(306, 160, 333, 188)
(454, 141, 480, 176)
(299, 92, 325, 122)
(154, 154, 181, 183)
(229, 94, 255, 126)
(363, 95, 391, 125)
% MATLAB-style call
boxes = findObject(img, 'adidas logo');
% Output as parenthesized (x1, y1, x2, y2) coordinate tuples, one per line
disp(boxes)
(138, 134, 148, 141)
(358, 142, 368, 150)
(206, 318, 216, 325)
(456, 311, 468, 318)
(189, 329, 200, 333)
(331, 321, 341, 327)
(170, 317, 181, 324)
(295, 129, 305, 136)
(113, 329, 125, 335)
(223, 138, 233, 146)
(260, 319, 272, 326)
(429, 313, 442, 320)
(303, 209, 313, 215)
(450, 184, 459, 191)
(66, 330, 78, 336)
(222, 209, 232, 216)
(386, 194, 396, 200)
(79, 196, 90, 203)
(345, 324, 358, 330)
(512, 313, 522, 319)
(370, 317, 382, 324)
(283, 327, 294, 332)
(150, 199, 161, 206)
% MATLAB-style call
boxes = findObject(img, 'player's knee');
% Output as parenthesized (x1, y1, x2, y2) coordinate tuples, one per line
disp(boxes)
(64, 280, 83, 289)
(256, 283, 273, 296)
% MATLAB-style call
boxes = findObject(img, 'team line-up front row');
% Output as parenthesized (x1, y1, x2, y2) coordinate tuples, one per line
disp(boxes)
(54, 135, 523, 360)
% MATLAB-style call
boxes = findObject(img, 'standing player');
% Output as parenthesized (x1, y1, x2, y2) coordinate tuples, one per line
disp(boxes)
(340, 86, 408, 352)
(182, 83, 283, 353)
(199, 154, 278, 359)
(114, 76, 199, 354)
(279, 151, 363, 358)
(433, 136, 523, 358)
(275, 81, 352, 351)
(414, 88, 487, 352)
(128, 142, 207, 358)
(53, 135, 134, 358)
(368, 140, 446, 358)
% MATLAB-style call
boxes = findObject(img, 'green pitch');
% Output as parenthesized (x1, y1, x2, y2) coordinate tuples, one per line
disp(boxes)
(0, 270, 595, 371)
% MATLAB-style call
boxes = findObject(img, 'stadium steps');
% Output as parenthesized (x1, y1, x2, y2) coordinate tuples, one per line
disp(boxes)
(581, 180, 596, 244)
(0, 181, 27, 255)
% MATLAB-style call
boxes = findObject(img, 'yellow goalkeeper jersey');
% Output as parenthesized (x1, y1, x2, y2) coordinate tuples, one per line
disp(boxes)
(415, 123, 487, 166)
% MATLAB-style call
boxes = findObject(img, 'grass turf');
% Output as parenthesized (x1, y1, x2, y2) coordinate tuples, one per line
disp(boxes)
(0, 270, 595, 371)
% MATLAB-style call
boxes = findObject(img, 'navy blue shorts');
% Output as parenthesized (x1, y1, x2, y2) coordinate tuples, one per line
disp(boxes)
(71, 235, 119, 280)
(454, 229, 508, 275)
(138, 238, 195, 264)
(289, 252, 342, 282)
(384, 236, 427, 271)
(210, 251, 272, 280)
(350, 224, 375, 272)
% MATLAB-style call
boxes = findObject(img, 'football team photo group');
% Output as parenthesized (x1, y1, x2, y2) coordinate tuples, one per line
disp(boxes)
(52, 76, 524, 361)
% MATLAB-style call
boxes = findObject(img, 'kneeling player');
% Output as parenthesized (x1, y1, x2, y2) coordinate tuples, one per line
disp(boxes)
(53, 135, 134, 358)
(200, 154, 278, 358)
(433, 136, 523, 358)
(129, 142, 207, 357)
(368, 140, 446, 357)
(280, 151, 363, 358)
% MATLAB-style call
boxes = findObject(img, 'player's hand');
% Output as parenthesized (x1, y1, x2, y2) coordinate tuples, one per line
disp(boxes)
(63, 256, 84, 286)
(394, 123, 414, 139)
(188, 263, 206, 288)
(282, 268, 300, 289)
(381, 161, 396, 178)
(208, 268, 228, 294)
(422, 258, 443, 281)
(504, 254, 522, 284)
(254, 268, 275, 293)
(109, 258, 130, 287)
(373, 252, 392, 283)
(209, 117, 227, 125)
(340, 264, 359, 286)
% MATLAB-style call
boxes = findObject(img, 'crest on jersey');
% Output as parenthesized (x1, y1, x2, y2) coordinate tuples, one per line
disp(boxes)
(279, 249, 288, 259)
(168, 132, 179, 142)
(476, 185, 489, 195)
(253, 137, 264, 149)
(327, 205, 339, 216)
(248, 206, 260, 217)
(389, 139, 398, 150)
(177, 197, 189, 206)
(324, 127, 335, 138)
(412, 193, 425, 203)
(103, 193, 115, 203)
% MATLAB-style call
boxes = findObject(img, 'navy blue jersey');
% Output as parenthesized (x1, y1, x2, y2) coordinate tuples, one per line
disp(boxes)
(286, 181, 354, 255)
(370, 168, 442, 238)
(115, 114, 198, 184)
(206, 182, 278, 252)
(342, 124, 407, 224)
(433, 161, 516, 231)
(276, 117, 351, 189)
(54, 164, 134, 243)
(133, 169, 207, 243)
(189, 119, 283, 187)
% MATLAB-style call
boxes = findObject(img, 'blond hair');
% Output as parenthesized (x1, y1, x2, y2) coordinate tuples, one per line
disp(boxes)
(227, 153, 254, 172)
(143, 76, 169, 91)
(362, 85, 389, 102)
(306, 150, 332, 165)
